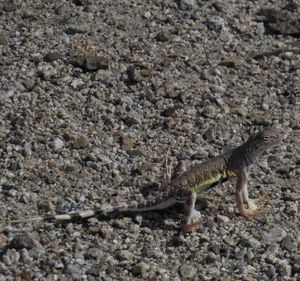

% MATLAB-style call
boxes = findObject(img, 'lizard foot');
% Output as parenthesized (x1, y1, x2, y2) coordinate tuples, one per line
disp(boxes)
(181, 221, 202, 234)
(241, 207, 264, 219)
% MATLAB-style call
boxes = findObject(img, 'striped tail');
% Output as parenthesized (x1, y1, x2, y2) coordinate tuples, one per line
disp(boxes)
(6, 197, 178, 225)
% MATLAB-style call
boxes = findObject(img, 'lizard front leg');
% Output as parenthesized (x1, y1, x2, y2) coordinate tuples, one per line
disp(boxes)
(235, 169, 257, 218)
(242, 181, 257, 211)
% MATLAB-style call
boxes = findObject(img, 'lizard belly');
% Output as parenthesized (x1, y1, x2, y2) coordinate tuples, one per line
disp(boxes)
(194, 172, 228, 194)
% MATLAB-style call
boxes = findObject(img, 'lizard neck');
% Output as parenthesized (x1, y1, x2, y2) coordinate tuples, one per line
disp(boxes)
(239, 139, 264, 166)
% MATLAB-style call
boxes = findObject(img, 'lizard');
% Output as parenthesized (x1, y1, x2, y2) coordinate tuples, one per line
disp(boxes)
(1, 127, 287, 233)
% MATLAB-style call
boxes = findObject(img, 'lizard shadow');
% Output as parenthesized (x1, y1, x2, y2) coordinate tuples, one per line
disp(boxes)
(47, 183, 210, 234)
(58, 197, 209, 234)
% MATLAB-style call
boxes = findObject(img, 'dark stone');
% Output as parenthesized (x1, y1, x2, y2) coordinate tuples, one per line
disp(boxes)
(10, 233, 40, 250)
(44, 52, 63, 62)
(70, 55, 110, 71)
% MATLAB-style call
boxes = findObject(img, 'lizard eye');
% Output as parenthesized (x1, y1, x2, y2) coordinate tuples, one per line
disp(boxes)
(263, 136, 270, 140)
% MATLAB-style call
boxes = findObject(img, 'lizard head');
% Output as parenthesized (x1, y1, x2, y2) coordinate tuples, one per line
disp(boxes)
(236, 127, 288, 166)
(248, 127, 288, 153)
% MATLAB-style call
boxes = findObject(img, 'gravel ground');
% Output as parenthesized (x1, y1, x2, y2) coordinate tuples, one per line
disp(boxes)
(0, 0, 299, 280)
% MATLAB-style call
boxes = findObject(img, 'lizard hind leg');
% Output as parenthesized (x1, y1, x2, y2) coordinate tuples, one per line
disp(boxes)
(162, 150, 187, 186)
(173, 160, 187, 178)
(181, 191, 202, 233)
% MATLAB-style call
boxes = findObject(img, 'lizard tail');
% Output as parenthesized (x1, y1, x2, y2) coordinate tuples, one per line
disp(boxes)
(6, 202, 136, 224)
(6, 197, 176, 225)
(4, 198, 156, 224)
